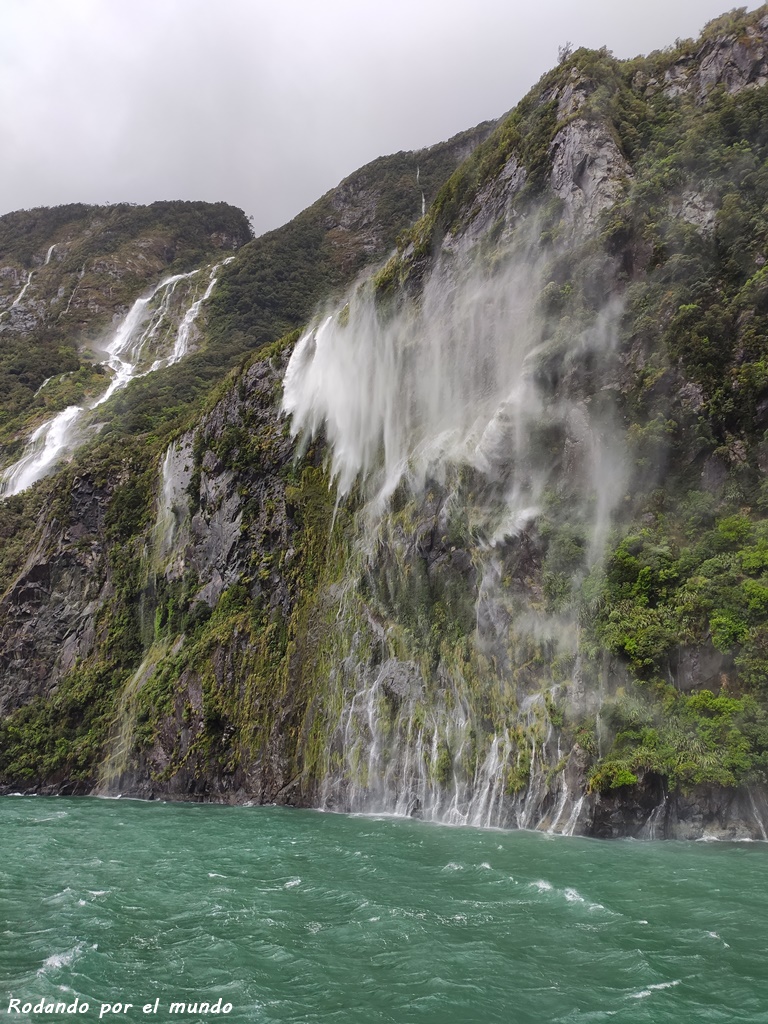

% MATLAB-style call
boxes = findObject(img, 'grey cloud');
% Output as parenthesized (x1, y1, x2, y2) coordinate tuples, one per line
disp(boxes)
(0, 0, 762, 234)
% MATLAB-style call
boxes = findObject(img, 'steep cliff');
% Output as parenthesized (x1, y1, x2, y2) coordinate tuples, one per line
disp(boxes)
(0, 127, 494, 793)
(4, 9, 768, 841)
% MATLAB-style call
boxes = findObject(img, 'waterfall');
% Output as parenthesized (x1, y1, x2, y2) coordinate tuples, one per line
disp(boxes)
(747, 788, 768, 841)
(151, 256, 234, 370)
(12, 271, 34, 307)
(284, 250, 552, 502)
(641, 798, 668, 841)
(154, 447, 177, 560)
(90, 269, 200, 409)
(0, 270, 36, 320)
(284, 220, 625, 833)
(96, 646, 167, 795)
(0, 405, 83, 497)
(416, 165, 425, 218)
(1, 245, 55, 321)
(1, 259, 231, 497)
(152, 436, 193, 565)
(561, 796, 586, 837)
(322, 666, 511, 826)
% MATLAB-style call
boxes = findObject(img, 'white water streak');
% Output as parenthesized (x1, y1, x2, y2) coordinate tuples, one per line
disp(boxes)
(1, 245, 55, 322)
(0, 405, 83, 496)
(151, 256, 234, 370)
(285, 224, 625, 832)
(91, 269, 199, 409)
(12, 271, 34, 307)
(284, 249, 552, 504)
(1, 259, 231, 497)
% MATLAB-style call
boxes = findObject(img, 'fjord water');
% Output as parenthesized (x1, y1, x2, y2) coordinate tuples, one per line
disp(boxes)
(3, 799, 767, 1024)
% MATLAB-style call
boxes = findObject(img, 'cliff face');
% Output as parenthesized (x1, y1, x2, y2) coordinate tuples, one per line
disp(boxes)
(4, 9, 768, 841)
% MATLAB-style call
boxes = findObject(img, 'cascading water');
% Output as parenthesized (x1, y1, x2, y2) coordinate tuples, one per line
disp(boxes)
(12, 271, 34, 307)
(284, 221, 627, 834)
(152, 257, 234, 370)
(1, 243, 54, 322)
(90, 268, 201, 409)
(0, 405, 83, 497)
(96, 646, 169, 795)
(152, 436, 193, 564)
(0, 258, 232, 497)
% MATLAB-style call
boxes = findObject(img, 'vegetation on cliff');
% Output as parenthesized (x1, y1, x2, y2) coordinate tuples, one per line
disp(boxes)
(0, 201, 252, 440)
(4, 7, 768, 838)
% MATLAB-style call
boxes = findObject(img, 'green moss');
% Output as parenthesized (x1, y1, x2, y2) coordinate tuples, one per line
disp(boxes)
(0, 662, 126, 785)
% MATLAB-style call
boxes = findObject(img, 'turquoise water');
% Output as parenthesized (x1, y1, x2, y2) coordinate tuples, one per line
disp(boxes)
(2, 799, 768, 1023)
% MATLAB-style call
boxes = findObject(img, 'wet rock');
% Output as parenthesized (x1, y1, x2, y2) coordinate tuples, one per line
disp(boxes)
(378, 659, 424, 701)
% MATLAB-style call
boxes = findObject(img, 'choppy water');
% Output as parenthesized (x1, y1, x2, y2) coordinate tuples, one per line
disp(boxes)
(2, 799, 767, 1023)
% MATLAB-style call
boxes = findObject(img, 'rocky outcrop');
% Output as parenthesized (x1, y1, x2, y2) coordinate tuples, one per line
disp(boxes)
(324, 122, 499, 273)
(676, 190, 717, 234)
(635, 15, 768, 103)
(695, 18, 768, 100)
(0, 476, 111, 715)
(591, 779, 768, 841)
(167, 356, 296, 613)
(549, 119, 631, 229)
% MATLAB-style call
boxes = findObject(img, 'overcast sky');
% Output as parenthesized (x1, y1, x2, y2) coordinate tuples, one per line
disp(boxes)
(1, 0, 763, 235)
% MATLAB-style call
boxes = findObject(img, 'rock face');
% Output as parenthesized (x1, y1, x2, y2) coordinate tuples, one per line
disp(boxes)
(126, 354, 302, 803)
(677, 190, 717, 234)
(550, 119, 631, 229)
(591, 782, 768, 841)
(632, 14, 768, 103)
(695, 19, 768, 100)
(5, 14, 768, 842)
(0, 476, 111, 716)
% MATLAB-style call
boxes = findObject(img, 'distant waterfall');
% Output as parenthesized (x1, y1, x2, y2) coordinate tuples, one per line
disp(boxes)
(1, 244, 55, 322)
(0, 406, 83, 497)
(0, 258, 232, 498)
(90, 268, 201, 410)
(12, 271, 34, 307)
(151, 256, 234, 370)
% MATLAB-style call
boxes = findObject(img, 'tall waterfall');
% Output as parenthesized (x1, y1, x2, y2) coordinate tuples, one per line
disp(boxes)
(90, 268, 201, 410)
(283, 228, 626, 833)
(0, 258, 232, 497)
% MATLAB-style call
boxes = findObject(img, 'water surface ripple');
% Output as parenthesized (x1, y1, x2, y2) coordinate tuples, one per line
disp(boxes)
(2, 799, 767, 1023)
